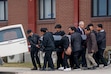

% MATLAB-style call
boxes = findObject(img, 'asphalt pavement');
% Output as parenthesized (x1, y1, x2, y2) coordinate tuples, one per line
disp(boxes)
(0, 65, 111, 74)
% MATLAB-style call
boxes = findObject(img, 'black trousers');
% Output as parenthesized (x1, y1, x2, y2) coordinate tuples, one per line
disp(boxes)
(69, 52, 74, 68)
(43, 51, 54, 69)
(63, 53, 69, 69)
(57, 51, 63, 68)
(30, 48, 41, 69)
(79, 47, 87, 67)
(73, 51, 81, 68)
(95, 49, 107, 66)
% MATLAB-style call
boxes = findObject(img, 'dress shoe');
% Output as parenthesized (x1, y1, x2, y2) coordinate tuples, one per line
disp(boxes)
(40, 68, 46, 71)
(83, 67, 94, 70)
(87, 67, 95, 70)
(74, 67, 80, 69)
(31, 67, 37, 70)
(92, 66, 97, 69)
(96, 65, 99, 67)
(48, 68, 55, 71)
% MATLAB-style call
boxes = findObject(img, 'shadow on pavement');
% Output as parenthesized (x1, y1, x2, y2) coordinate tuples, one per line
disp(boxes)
(0, 72, 17, 74)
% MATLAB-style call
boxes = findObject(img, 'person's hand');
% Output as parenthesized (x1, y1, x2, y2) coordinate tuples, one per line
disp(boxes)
(36, 45, 40, 48)
(91, 50, 94, 53)
(59, 46, 62, 48)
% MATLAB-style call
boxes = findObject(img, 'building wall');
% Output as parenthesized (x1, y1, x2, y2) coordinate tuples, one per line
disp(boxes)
(36, 0, 74, 35)
(79, 0, 111, 46)
(0, 0, 110, 46)
(8, 0, 28, 31)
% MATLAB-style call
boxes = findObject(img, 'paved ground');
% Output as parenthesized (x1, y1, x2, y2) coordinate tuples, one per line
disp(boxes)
(0, 65, 111, 74)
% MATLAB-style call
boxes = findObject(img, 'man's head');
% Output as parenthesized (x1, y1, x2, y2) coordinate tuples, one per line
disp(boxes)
(40, 28, 48, 35)
(96, 24, 103, 31)
(79, 21, 85, 29)
(55, 24, 62, 32)
(27, 29, 33, 36)
(85, 26, 91, 35)
(87, 23, 94, 31)
(68, 26, 76, 34)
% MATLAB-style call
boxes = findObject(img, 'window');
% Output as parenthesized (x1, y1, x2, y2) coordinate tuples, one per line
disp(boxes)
(0, 27, 24, 42)
(39, 0, 56, 20)
(0, 0, 8, 21)
(92, 0, 111, 17)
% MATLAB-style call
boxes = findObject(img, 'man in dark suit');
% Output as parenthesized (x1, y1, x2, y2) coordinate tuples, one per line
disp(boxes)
(95, 24, 107, 67)
(76, 21, 87, 67)
(69, 26, 82, 69)
(40, 28, 55, 71)
(76, 21, 85, 35)
(27, 30, 41, 70)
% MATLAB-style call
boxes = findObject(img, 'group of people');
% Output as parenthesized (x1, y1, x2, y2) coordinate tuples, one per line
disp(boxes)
(27, 21, 108, 71)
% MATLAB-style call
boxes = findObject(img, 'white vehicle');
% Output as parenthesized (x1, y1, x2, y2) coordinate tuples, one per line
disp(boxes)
(0, 24, 28, 57)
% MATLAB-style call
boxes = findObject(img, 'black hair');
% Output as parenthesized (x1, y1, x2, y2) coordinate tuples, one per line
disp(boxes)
(55, 24, 62, 29)
(69, 26, 77, 32)
(85, 26, 90, 31)
(40, 28, 48, 32)
(97, 24, 103, 28)
(27, 29, 32, 34)
(87, 23, 94, 27)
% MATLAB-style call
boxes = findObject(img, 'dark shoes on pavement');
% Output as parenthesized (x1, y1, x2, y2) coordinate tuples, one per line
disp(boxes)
(40, 68, 55, 71)
(82, 66, 97, 70)
(31, 67, 37, 70)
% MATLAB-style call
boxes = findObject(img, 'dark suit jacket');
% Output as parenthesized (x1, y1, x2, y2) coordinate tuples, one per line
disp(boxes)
(71, 32, 82, 52)
(92, 30, 97, 38)
(97, 30, 106, 50)
(76, 28, 86, 48)
(76, 28, 85, 35)
(27, 34, 40, 51)
(42, 32, 55, 51)
(87, 32, 98, 53)
(60, 36, 69, 51)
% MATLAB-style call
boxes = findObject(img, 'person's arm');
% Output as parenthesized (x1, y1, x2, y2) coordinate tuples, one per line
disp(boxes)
(42, 36, 48, 47)
(62, 37, 69, 50)
(71, 35, 74, 48)
(97, 33, 104, 44)
(28, 37, 36, 47)
(91, 33, 97, 52)
(36, 35, 40, 48)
